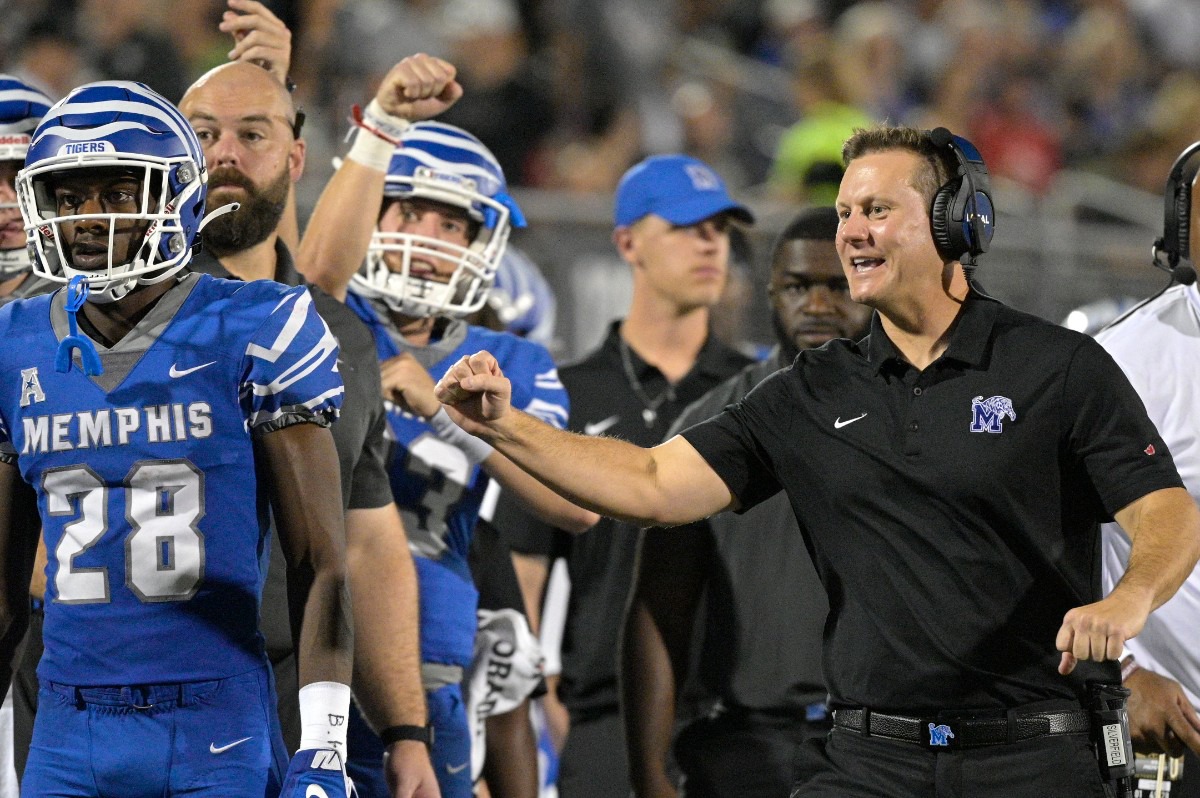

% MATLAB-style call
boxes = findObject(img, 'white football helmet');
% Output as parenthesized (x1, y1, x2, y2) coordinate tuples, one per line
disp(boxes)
(350, 121, 525, 319)
(0, 74, 52, 280)
(17, 80, 208, 303)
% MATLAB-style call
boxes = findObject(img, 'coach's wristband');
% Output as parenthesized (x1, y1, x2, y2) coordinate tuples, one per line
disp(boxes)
(1120, 655, 1140, 682)
(380, 724, 435, 749)
(429, 407, 494, 465)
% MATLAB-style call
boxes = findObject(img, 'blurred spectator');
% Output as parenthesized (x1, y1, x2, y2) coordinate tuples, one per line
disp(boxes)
(832, 1, 915, 122)
(971, 64, 1063, 196)
(166, 0, 231, 80)
(751, 0, 828, 67)
(1114, 71, 1200, 194)
(436, 0, 556, 186)
(671, 80, 747, 188)
(767, 44, 871, 206)
(1056, 3, 1155, 169)
(6, 18, 89, 100)
(80, 0, 189, 101)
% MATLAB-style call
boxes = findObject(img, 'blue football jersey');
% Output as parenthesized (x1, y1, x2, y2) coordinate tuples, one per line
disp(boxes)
(346, 291, 567, 667)
(0, 273, 343, 686)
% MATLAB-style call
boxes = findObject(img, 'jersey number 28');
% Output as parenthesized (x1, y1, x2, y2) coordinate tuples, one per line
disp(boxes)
(44, 459, 205, 604)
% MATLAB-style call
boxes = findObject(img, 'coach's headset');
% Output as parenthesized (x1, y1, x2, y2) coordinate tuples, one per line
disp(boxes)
(928, 127, 995, 278)
(1151, 140, 1200, 286)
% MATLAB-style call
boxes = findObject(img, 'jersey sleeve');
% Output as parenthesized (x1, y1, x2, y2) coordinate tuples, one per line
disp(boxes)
(240, 286, 345, 435)
(508, 341, 569, 430)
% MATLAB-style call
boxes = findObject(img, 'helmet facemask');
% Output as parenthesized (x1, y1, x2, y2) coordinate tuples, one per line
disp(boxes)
(15, 80, 210, 304)
(19, 154, 204, 303)
(349, 122, 523, 320)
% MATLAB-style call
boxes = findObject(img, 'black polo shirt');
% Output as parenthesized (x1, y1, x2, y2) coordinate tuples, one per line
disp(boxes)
(681, 292, 1183, 713)
(499, 321, 752, 715)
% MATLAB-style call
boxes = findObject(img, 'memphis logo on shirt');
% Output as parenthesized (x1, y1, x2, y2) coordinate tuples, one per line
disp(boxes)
(969, 395, 1017, 434)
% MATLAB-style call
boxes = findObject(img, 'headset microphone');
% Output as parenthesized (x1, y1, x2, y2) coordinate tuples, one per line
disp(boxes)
(1151, 248, 1197, 285)
(1152, 140, 1200, 286)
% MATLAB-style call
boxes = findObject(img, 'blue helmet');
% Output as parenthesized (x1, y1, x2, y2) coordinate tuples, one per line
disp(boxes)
(488, 245, 557, 344)
(17, 80, 207, 302)
(0, 74, 53, 279)
(352, 121, 525, 319)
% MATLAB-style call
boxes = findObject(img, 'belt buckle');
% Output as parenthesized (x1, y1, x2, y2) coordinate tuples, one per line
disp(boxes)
(924, 718, 958, 750)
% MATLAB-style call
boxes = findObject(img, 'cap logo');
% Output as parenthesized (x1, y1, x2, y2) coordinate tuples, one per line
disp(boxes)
(684, 163, 720, 191)
(58, 141, 114, 156)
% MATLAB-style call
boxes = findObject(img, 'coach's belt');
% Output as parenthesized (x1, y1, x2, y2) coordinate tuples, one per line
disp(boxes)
(833, 707, 1090, 750)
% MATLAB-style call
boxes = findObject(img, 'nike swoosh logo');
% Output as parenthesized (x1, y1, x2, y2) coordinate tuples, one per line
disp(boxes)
(446, 761, 470, 775)
(834, 413, 868, 429)
(209, 736, 253, 754)
(169, 361, 217, 378)
(583, 415, 621, 436)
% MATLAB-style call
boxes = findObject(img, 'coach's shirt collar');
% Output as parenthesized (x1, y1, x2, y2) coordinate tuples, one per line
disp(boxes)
(865, 290, 1000, 375)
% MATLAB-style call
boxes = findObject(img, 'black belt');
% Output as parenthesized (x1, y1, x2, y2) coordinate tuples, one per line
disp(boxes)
(833, 707, 1090, 750)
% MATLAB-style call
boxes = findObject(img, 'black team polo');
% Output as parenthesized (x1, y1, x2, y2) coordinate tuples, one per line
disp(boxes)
(681, 291, 1184, 713)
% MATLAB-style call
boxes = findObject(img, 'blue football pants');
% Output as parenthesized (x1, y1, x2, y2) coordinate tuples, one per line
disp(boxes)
(21, 664, 288, 797)
(346, 682, 472, 798)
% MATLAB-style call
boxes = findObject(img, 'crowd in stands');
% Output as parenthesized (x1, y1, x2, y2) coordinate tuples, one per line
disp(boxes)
(5, 0, 1200, 210)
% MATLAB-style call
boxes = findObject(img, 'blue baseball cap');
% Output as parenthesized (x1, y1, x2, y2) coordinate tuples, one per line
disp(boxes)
(613, 154, 755, 228)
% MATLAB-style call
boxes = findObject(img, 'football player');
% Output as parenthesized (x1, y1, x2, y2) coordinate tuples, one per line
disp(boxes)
(0, 74, 54, 305)
(297, 55, 595, 798)
(0, 81, 353, 797)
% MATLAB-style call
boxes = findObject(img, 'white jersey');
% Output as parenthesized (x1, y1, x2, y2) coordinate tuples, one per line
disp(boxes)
(1095, 282, 1200, 710)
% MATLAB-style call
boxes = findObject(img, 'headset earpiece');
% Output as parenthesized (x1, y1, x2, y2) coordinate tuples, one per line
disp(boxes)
(930, 183, 956, 258)
(927, 127, 994, 267)
(1153, 141, 1200, 285)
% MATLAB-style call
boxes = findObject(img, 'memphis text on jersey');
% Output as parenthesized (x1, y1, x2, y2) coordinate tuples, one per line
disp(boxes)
(18, 396, 213, 455)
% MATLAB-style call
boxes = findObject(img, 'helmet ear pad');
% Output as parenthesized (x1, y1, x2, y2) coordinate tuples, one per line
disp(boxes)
(930, 180, 960, 260)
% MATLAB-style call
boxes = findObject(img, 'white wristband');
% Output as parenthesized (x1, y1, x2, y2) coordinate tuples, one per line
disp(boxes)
(298, 681, 352, 752)
(346, 125, 398, 171)
(429, 407, 494, 465)
(346, 99, 409, 171)
(360, 98, 411, 142)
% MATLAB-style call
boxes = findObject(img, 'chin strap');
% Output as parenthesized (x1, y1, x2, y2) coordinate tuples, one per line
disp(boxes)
(197, 201, 241, 233)
(55, 275, 104, 376)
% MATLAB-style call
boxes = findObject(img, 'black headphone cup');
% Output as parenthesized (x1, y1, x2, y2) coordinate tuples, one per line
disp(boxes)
(928, 129, 992, 264)
(930, 182, 959, 259)
(1160, 141, 1200, 265)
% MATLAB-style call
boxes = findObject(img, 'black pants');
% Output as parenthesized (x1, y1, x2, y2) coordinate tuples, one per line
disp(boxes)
(11, 609, 42, 782)
(674, 709, 830, 798)
(558, 709, 630, 798)
(791, 727, 1109, 797)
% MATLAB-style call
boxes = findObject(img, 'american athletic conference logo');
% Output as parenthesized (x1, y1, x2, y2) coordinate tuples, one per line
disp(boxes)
(970, 395, 1016, 433)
